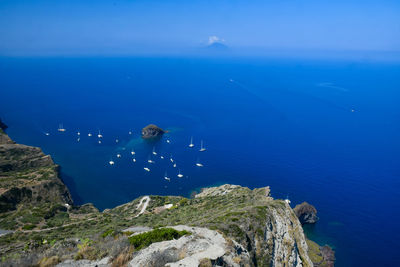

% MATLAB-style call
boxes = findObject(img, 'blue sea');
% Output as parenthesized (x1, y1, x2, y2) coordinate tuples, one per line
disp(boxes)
(1, 57, 399, 266)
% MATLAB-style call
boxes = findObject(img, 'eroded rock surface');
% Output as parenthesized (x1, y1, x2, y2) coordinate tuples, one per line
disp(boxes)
(294, 202, 319, 224)
(129, 225, 251, 267)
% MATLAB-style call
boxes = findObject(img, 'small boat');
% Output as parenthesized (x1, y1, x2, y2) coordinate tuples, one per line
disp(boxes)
(45, 132, 50, 136)
(152, 147, 157, 155)
(58, 123, 66, 132)
(173, 163, 177, 168)
(117, 154, 121, 158)
(229, 79, 234, 82)
(177, 170, 183, 178)
(128, 131, 132, 135)
(196, 162, 203, 167)
(170, 156, 174, 163)
(188, 137, 194, 148)
(88, 133, 92, 137)
(144, 167, 150, 172)
(160, 156, 164, 159)
(164, 172, 170, 181)
(131, 150, 135, 155)
(77, 138, 80, 142)
(147, 156, 154, 163)
(97, 130, 103, 138)
(98, 140, 101, 144)
(132, 158, 136, 162)
(115, 139, 119, 143)
(199, 140, 206, 152)
(77, 131, 80, 136)
(166, 139, 171, 144)
(109, 160, 115, 165)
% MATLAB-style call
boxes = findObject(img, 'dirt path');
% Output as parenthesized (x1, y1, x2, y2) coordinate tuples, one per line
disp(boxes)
(135, 196, 150, 217)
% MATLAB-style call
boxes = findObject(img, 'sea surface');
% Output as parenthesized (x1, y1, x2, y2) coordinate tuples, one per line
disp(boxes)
(1, 57, 399, 266)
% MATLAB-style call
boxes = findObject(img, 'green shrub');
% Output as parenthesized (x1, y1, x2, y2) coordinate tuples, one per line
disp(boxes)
(128, 228, 190, 250)
(22, 224, 36, 230)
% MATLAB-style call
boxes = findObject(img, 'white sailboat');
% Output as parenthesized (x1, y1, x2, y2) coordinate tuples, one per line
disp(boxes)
(88, 133, 92, 137)
(45, 132, 50, 136)
(166, 139, 171, 144)
(132, 158, 136, 163)
(97, 130, 103, 138)
(109, 160, 115, 165)
(117, 153, 121, 158)
(196, 158, 204, 167)
(164, 171, 170, 181)
(98, 140, 101, 144)
(147, 156, 154, 164)
(131, 150, 135, 155)
(144, 167, 150, 172)
(188, 137, 194, 147)
(58, 123, 66, 132)
(173, 163, 177, 168)
(177, 170, 183, 178)
(160, 156, 164, 159)
(77, 131, 80, 136)
(199, 140, 206, 152)
(152, 147, 157, 155)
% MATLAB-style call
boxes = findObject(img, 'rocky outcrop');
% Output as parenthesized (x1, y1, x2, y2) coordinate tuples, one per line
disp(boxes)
(293, 202, 319, 224)
(320, 246, 335, 267)
(141, 124, 165, 139)
(129, 225, 251, 267)
(195, 184, 241, 198)
(0, 127, 14, 145)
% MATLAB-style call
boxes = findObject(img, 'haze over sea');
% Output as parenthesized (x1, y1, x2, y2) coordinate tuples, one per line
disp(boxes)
(1, 57, 399, 266)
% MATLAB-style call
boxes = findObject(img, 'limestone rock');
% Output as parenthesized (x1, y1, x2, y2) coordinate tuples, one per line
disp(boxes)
(128, 225, 251, 267)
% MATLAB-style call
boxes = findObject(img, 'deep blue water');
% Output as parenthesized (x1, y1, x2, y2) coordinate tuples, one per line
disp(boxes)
(1, 57, 399, 266)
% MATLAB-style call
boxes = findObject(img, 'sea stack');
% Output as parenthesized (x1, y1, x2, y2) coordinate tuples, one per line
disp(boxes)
(293, 201, 319, 224)
(141, 124, 165, 139)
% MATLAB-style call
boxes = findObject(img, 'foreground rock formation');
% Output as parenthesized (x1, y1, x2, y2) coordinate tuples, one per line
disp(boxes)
(129, 225, 251, 267)
(0, 128, 334, 266)
(141, 124, 165, 139)
(293, 202, 319, 224)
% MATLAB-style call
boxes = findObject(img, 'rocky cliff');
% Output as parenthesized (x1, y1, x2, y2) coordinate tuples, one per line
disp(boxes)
(0, 130, 333, 267)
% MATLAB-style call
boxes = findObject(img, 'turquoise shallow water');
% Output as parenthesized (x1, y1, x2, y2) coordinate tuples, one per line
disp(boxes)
(1, 57, 399, 266)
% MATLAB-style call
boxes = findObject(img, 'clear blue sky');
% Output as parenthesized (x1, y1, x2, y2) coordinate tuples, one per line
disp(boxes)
(0, 0, 399, 56)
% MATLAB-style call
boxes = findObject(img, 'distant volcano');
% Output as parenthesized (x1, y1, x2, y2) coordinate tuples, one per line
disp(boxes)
(205, 42, 229, 51)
